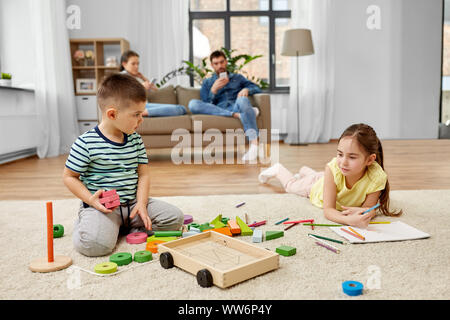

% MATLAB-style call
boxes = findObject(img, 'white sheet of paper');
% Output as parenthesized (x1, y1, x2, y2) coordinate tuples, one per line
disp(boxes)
(329, 221, 430, 243)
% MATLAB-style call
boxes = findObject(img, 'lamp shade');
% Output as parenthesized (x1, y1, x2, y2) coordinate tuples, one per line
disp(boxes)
(281, 29, 314, 57)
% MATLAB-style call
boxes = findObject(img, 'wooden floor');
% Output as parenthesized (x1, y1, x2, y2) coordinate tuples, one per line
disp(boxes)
(0, 140, 449, 200)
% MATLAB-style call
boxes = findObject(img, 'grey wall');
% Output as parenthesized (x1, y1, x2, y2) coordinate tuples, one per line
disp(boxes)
(332, 0, 442, 139)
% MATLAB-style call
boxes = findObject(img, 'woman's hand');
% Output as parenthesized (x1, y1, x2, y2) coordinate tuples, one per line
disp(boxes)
(88, 189, 113, 214)
(130, 202, 152, 230)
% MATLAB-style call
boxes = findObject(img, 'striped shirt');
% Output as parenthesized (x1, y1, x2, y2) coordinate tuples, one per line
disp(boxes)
(65, 126, 148, 203)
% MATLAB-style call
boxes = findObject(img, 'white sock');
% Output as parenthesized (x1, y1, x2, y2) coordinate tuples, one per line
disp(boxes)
(242, 144, 258, 162)
(253, 107, 260, 117)
(258, 163, 281, 183)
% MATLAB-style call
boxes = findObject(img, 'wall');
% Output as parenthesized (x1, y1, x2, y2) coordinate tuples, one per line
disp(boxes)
(332, 0, 442, 139)
(0, 0, 35, 87)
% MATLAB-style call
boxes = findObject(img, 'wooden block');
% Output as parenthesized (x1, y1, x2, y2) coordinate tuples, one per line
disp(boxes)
(235, 216, 253, 236)
(227, 220, 241, 235)
(99, 194, 119, 204)
(221, 217, 230, 225)
(265, 231, 284, 241)
(182, 231, 201, 238)
(208, 227, 232, 237)
(104, 199, 120, 208)
(146, 235, 178, 243)
(154, 230, 182, 237)
(199, 223, 214, 232)
(145, 240, 165, 253)
(252, 229, 263, 243)
(101, 190, 117, 198)
(210, 214, 226, 229)
(276, 245, 296, 256)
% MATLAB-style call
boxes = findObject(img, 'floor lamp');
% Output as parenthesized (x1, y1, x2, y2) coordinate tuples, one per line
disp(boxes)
(281, 29, 314, 145)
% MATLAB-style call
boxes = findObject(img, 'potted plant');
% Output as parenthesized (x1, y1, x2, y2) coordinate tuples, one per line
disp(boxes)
(156, 47, 269, 89)
(0, 73, 12, 86)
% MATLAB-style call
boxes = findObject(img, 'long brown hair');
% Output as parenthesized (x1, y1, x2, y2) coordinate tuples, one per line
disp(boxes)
(120, 50, 139, 71)
(339, 123, 402, 216)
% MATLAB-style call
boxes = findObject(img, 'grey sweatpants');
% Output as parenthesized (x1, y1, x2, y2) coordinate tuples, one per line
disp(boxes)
(73, 198, 184, 257)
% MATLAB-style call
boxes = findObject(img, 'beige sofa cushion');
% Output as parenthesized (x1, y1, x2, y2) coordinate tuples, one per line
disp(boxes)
(176, 85, 201, 112)
(147, 85, 177, 105)
(137, 115, 192, 135)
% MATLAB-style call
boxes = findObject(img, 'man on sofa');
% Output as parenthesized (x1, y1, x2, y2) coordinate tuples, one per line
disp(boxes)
(188, 50, 262, 162)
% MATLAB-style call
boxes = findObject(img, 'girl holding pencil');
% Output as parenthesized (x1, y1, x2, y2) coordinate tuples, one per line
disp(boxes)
(259, 123, 402, 228)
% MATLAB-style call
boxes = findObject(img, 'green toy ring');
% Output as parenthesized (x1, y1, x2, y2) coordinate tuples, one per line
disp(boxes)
(94, 262, 117, 274)
(134, 250, 153, 263)
(109, 252, 132, 266)
(53, 224, 64, 238)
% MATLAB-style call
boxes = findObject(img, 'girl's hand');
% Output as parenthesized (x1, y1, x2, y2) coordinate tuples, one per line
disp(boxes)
(130, 202, 152, 230)
(88, 189, 113, 214)
(341, 206, 366, 216)
(344, 209, 377, 229)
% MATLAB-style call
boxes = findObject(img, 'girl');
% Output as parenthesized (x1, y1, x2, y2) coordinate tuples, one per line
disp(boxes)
(259, 123, 402, 228)
(120, 50, 187, 117)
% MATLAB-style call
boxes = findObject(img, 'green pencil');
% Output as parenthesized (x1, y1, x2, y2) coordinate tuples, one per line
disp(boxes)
(308, 233, 346, 245)
(303, 223, 343, 227)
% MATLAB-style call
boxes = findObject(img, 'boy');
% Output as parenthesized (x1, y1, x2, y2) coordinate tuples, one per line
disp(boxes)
(63, 73, 184, 257)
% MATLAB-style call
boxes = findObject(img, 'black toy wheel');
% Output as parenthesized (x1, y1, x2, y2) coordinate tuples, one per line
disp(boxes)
(196, 269, 213, 288)
(159, 252, 174, 269)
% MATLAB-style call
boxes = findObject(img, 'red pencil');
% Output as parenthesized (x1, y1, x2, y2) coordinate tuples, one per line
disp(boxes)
(283, 219, 313, 225)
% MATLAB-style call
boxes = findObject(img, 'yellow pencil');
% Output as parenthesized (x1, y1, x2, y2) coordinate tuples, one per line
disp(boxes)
(348, 227, 365, 240)
(369, 221, 391, 224)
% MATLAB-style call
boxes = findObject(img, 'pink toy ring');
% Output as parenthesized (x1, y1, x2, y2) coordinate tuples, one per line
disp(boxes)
(184, 214, 193, 225)
(126, 232, 148, 244)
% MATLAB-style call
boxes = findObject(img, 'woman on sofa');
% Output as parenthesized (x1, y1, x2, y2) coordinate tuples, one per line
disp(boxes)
(120, 50, 187, 117)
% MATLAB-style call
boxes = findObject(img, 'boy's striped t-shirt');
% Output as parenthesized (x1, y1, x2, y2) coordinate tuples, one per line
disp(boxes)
(65, 126, 149, 203)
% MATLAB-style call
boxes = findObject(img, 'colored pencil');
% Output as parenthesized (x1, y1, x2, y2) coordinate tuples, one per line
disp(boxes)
(275, 217, 289, 225)
(284, 222, 299, 231)
(303, 223, 343, 227)
(308, 233, 346, 245)
(283, 219, 313, 225)
(369, 221, 391, 224)
(315, 241, 340, 254)
(308, 236, 339, 253)
(341, 227, 365, 241)
(235, 202, 246, 208)
(361, 203, 380, 215)
(248, 220, 266, 227)
(348, 227, 365, 240)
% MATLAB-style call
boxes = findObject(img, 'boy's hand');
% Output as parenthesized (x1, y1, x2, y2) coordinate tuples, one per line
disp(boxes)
(89, 189, 113, 214)
(130, 202, 152, 230)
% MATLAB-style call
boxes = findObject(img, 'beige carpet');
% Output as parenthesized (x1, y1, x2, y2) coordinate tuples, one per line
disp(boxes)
(1, 190, 449, 300)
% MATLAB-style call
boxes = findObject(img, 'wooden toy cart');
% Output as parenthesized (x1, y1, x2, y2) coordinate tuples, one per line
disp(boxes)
(158, 231, 279, 288)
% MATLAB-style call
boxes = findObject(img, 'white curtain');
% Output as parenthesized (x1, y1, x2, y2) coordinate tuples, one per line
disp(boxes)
(30, 0, 79, 158)
(130, 0, 190, 87)
(285, 0, 335, 144)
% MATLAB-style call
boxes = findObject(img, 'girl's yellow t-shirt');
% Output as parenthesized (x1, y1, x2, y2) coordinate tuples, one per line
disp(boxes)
(309, 157, 387, 210)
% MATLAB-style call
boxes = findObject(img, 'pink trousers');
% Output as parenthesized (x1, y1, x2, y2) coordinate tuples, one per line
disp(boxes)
(276, 165, 324, 197)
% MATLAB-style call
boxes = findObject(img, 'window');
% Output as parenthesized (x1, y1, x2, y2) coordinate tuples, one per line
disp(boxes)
(189, 0, 291, 92)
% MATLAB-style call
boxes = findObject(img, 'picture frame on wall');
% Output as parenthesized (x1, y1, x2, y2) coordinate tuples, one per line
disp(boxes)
(76, 78, 96, 94)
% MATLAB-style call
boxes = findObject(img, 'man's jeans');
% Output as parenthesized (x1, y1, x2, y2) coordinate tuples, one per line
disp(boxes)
(188, 97, 259, 141)
(145, 103, 187, 117)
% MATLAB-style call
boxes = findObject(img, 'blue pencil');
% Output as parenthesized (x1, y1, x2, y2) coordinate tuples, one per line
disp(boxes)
(275, 217, 289, 225)
(362, 203, 380, 215)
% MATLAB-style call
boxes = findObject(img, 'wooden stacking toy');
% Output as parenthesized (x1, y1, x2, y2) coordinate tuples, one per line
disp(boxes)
(29, 202, 72, 273)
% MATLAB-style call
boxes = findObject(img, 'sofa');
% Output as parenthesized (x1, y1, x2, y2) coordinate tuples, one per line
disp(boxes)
(136, 85, 271, 156)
